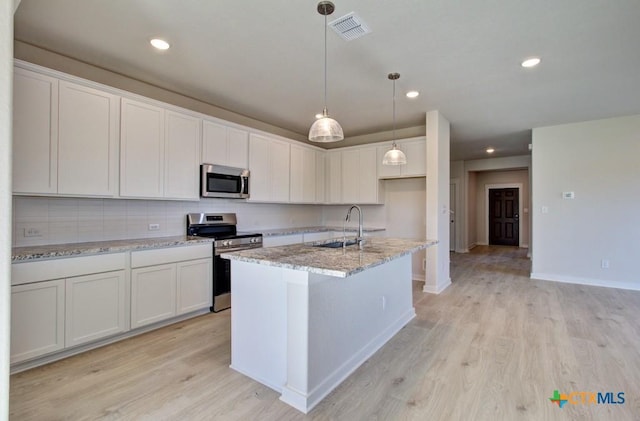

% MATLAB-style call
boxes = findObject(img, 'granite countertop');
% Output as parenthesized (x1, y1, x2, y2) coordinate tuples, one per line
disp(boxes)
(221, 237, 437, 278)
(260, 226, 386, 236)
(11, 236, 214, 262)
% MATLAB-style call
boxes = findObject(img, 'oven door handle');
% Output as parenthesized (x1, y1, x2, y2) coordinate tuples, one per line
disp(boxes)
(216, 246, 258, 255)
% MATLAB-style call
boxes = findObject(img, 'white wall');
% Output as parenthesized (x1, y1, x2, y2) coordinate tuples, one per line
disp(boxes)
(1, 1, 13, 419)
(12, 196, 323, 247)
(531, 115, 640, 290)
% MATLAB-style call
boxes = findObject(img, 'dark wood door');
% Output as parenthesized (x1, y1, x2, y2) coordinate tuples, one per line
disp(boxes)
(489, 188, 519, 246)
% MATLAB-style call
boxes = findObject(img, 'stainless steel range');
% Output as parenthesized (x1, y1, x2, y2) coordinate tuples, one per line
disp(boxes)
(186, 213, 262, 312)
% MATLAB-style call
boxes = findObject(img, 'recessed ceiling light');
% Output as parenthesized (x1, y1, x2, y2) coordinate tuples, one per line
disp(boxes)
(406, 91, 419, 98)
(521, 57, 540, 68)
(486, 148, 495, 154)
(150, 38, 170, 50)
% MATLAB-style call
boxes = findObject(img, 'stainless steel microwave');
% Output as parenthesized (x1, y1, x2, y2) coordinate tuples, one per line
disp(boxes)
(200, 164, 250, 199)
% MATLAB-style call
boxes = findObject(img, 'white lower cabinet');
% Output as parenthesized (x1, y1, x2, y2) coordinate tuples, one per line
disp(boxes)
(177, 259, 212, 315)
(130, 245, 212, 328)
(65, 271, 127, 347)
(10, 279, 65, 363)
(131, 264, 177, 329)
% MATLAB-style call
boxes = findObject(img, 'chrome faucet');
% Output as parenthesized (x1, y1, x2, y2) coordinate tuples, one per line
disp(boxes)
(345, 205, 364, 249)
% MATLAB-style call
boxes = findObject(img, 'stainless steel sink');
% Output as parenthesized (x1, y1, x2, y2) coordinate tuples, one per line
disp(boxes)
(313, 239, 358, 248)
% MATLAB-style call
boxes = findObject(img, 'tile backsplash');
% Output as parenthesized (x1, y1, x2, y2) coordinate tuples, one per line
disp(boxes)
(12, 196, 324, 247)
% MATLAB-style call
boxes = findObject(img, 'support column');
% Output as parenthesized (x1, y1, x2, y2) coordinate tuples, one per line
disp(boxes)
(1, 1, 16, 419)
(424, 110, 451, 294)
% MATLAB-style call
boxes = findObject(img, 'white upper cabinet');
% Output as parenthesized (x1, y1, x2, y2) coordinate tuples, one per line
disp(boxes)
(339, 146, 383, 204)
(164, 110, 200, 200)
(248, 133, 290, 202)
(121, 98, 200, 200)
(202, 119, 249, 169)
(13, 67, 120, 197)
(326, 150, 342, 204)
(316, 151, 326, 203)
(12, 67, 58, 194)
(290, 144, 317, 203)
(120, 98, 165, 198)
(377, 137, 426, 179)
(57, 81, 119, 196)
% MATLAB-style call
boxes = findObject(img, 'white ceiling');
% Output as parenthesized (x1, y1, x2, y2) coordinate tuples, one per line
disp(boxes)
(13, 0, 640, 160)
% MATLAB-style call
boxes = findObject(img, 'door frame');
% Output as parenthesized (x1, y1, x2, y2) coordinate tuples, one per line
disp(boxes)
(485, 183, 523, 247)
(450, 178, 460, 252)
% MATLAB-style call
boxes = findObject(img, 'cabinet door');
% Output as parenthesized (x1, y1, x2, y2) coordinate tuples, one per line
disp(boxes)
(201, 120, 227, 165)
(289, 144, 305, 203)
(65, 270, 126, 347)
(12, 67, 58, 194)
(165, 110, 200, 200)
(341, 149, 360, 203)
(358, 147, 379, 203)
(270, 139, 290, 202)
(316, 151, 326, 203)
(401, 138, 426, 177)
(302, 147, 316, 203)
(131, 264, 176, 328)
(248, 134, 271, 201)
(327, 151, 342, 204)
(176, 258, 212, 315)
(227, 127, 249, 169)
(58, 81, 120, 196)
(10, 279, 65, 363)
(120, 98, 165, 198)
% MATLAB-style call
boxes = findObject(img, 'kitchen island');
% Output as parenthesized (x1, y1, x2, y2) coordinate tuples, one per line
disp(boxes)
(221, 237, 437, 413)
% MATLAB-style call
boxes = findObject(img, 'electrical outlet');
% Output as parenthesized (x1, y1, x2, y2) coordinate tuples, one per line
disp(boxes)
(381, 296, 386, 311)
(601, 259, 610, 269)
(24, 227, 43, 238)
(148, 223, 160, 231)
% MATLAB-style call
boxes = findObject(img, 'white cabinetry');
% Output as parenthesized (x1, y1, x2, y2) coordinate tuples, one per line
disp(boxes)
(262, 234, 304, 247)
(377, 137, 426, 178)
(202, 119, 249, 168)
(10, 279, 65, 363)
(120, 98, 200, 200)
(290, 144, 317, 203)
(10, 253, 127, 364)
(248, 133, 290, 202)
(326, 151, 342, 204)
(130, 244, 212, 328)
(13, 66, 119, 196)
(316, 152, 326, 203)
(340, 146, 382, 204)
(12, 67, 58, 194)
(165, 110, 201, 199)
(58, 81, 119, 196)
(65, 271, 126, 347)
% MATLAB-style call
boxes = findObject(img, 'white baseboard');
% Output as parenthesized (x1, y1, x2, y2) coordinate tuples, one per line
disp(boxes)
(423, 278, 451, 294)
(530, 272, 640, 292)
(520, 243, 529, 248)
(475, 241, 487, 246)
(412, 273, 425, 282)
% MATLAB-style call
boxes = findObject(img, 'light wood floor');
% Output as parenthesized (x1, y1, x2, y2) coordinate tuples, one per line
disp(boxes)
(10, 246, 640, 420)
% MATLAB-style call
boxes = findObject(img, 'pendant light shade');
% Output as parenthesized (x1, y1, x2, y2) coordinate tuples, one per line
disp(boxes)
(309, 1, 344, 142)
(383, 73, 407, 165)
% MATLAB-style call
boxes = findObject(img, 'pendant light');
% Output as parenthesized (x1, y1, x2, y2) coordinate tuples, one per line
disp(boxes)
(309, 1, 344, 142)
(382, 73, 407, 165)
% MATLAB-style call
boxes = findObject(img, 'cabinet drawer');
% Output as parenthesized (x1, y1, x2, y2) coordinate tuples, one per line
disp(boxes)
(12, 253, 127, 286)
(131, 244, 212, 268)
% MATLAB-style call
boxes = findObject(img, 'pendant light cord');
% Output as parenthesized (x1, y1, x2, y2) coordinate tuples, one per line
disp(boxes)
(392, 77, 396, 147)
(323, 9, 328, 114)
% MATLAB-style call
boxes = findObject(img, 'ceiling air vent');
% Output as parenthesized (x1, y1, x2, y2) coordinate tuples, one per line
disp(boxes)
(328, 12, 371, 41)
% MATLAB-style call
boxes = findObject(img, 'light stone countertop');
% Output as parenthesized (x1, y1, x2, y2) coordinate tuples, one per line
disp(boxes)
(11, 236, 214, 262)
(259, 226, 385, 236)
(221, 237, 437, 278)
